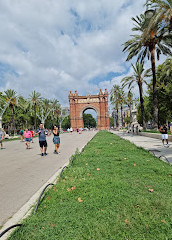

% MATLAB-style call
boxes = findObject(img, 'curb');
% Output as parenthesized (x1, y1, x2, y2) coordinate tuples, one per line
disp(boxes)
(0, 131, 97, 240)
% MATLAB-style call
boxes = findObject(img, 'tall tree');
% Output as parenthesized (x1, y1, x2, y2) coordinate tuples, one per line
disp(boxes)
(110, 85, 121, 127)
(149, 57, 172, 124)
(123, 13, 172, 128)
(4, 89, 18, 134)
(51, 99, 61, 126)
(29, 91, 42, 130)
(61, 115, 70, 130)
(119, 89, 125, 127)
(110, 85, 125, 127)
(121, 62, 151, 129)
(148, 0, 172, 31)
(83, 114, 96, 128)
(126, 90, 134, 125)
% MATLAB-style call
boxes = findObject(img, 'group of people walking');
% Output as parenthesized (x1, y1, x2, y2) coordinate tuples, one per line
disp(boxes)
(0, 124, 61, 156)
(31, 124, 60, 156)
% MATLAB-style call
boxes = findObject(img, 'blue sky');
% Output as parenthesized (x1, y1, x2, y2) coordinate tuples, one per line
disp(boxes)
(0, 0, 164, 106)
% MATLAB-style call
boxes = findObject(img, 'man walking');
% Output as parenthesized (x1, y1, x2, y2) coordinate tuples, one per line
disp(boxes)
(160, 123, 169, 148)
(36, 124, 48, 156)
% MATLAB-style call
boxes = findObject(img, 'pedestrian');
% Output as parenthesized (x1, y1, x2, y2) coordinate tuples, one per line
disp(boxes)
(53, 126, 60, 154)
(70, 127, 73, 133)
(136, 125, 139, 135)
(30, 129, 34, 143)
(132, 125, 134, 135)
(24, 129, 32, 149)
(160, 123, 169, 147)
(20, 129, 24, 141)
(0, 128, 5, 149)
(36, 124, 48, 156)
(170, 123, 172, 135)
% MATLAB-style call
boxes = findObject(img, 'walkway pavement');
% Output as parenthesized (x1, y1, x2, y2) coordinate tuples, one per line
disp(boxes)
(0, 131, 97, 227)
(111, 131, 172, 164)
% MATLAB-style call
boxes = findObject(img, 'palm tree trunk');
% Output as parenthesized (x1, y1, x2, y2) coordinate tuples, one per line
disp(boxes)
(116, 108, 119, 127)
(150, 47, 158, 129)
(52, 113, 55, 126)
(138, 83, 146, 129)
(121, 105, 123, 127)
(11, 107, 15, 135)
(34, 104, 37, 130)
(170, 18, 172, 32)
(129, 105, 132, 125)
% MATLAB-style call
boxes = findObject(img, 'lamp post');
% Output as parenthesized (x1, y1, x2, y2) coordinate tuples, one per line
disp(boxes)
(145, 0, 154, 19)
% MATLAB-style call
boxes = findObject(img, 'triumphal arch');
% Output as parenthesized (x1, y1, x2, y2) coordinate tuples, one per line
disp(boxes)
(69, 89, 110, 130)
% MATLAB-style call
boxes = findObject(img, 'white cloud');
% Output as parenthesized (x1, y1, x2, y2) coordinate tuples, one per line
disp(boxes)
(0, 0, 156, 106)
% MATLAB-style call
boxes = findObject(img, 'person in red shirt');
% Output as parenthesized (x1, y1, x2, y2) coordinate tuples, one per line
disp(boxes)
(30, 129, 34, 143)
(24, 129, 32, 149)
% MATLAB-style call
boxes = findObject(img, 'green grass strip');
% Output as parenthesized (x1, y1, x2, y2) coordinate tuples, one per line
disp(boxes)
(3, 137, 20, 142)
(8, 131, 172, 240)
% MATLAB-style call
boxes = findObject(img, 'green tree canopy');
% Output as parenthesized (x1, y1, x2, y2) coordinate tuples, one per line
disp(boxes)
(83, 114, 96, 128)
(123, 12, 172, 128)
(61, 115, 70, 130)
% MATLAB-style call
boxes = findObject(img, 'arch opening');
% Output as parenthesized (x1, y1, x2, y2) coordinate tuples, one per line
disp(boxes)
(83, 108, 97, 129)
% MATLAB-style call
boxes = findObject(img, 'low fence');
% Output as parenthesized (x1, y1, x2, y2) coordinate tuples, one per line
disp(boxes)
(139, 132, 172, 141)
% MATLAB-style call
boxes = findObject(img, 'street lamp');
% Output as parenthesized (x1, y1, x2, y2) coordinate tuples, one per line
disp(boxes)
(145, 0, 154, 19)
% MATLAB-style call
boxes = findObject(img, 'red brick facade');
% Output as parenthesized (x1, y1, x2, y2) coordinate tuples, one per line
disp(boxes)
(69, 89, 110, 130)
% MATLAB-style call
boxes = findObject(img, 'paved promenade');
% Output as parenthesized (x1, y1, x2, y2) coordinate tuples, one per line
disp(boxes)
(0, 131, 97, 227)
(111, 131, 172, 164)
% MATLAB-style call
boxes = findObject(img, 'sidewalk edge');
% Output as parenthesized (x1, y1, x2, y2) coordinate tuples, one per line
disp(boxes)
(1, 132, 97, 240)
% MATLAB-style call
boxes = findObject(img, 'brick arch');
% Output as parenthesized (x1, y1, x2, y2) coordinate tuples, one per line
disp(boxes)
(80, 105, 100, 118)
(69, 89, 110, 130)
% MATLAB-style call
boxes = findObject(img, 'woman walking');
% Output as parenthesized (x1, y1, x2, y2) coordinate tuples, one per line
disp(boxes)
(53, 126, 60, 154)
(0, 128, 5, 149)
(24, 129, 32, 149)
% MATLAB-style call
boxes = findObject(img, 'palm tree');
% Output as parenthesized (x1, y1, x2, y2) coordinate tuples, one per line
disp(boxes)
(51, 99, 60, 126)
(126, 90, 134, 125)
(42, 99, 51, 112)
(4, 89, 18, 134)
(110, 85, 124, 127)
(148, 0, 172, 31)
(118, 89, 125, 127)
(123, 13, 172, 128)
(29, 91, 42, 130)
(121, 62, 152, 129)
(161, 57, 172, 78)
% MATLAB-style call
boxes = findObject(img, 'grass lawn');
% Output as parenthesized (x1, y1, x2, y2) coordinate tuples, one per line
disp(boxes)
(3, 137, 20, 142)
(8, 131, 172, 240)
